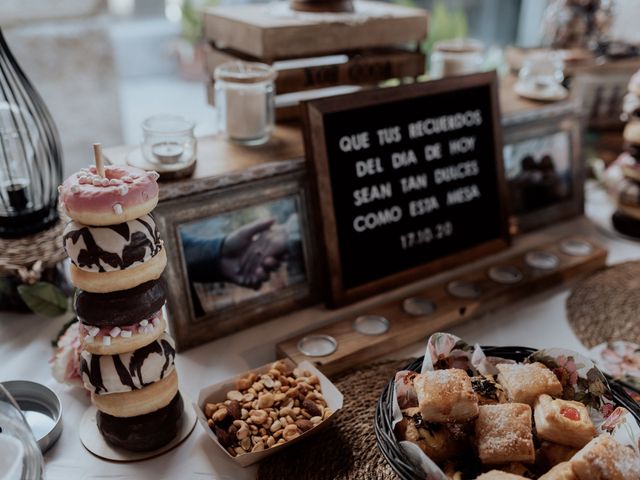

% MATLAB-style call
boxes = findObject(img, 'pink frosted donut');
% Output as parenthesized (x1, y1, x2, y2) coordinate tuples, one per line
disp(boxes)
(59, 165, 159, 226)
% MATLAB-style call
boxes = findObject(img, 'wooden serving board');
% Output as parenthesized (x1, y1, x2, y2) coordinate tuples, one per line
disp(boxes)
(276, 236, 607, 377)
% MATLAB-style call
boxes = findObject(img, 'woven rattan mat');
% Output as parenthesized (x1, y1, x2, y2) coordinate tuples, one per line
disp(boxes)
(567, 261, 640, 348)
(257, 359, 410, 480)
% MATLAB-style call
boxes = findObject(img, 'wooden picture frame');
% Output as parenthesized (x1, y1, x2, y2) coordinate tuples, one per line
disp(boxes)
(302, 72, 511, 306)
(502, 105, 584, 234)
(154, 169, 320, 351)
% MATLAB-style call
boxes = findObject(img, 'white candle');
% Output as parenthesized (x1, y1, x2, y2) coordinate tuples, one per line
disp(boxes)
(224, 86, 268, 141)
(151, 142, 184, 164)
(214, 61, 276, 145)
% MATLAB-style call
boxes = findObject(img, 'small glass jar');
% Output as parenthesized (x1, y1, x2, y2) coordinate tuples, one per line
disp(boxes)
(214, 62, 276, 146)
(430, 39, 485, 79)
(141, 114, 196, 166)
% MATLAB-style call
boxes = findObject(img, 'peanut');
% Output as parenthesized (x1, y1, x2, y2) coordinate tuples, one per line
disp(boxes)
(282, 424, 300, 441)
(204, 403, 218, 417)
(251, 441, 264, 452)
(227, 390, 243, 402)
(212, 407, 227, 423)
(270, 420, 282, 433)
(258, 392, 275, 409)
(240, 437, 251, 451)
(236, 377, 252, 390)
(250, 409, 268, 425)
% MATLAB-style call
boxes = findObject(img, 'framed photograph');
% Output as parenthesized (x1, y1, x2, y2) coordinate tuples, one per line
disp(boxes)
(302, 72, 510, 306)
(154, 170, 320, 351)
(502, 110, 583, 233)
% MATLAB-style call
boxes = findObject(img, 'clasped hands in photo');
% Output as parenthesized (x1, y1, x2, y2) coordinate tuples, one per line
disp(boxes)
(219, 218, 289, 290)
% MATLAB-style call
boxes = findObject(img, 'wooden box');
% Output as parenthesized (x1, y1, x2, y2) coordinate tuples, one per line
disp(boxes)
(202, 1, 428, 61)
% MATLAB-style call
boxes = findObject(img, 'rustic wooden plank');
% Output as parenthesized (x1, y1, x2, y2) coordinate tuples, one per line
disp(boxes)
(276, 235, 607, 377)
(203, 1, 428, 60)
(104, 125, 305, 202)
(204, 44, 426, 94)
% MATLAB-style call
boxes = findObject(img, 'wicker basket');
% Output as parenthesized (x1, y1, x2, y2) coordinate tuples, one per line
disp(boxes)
(373, 346, 640, 480)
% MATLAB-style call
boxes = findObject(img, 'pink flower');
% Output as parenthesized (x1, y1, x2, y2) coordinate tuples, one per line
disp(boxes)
(49, 321, 83, 388)
(601, 406, 627, 433)
(599, 342, 640, 378)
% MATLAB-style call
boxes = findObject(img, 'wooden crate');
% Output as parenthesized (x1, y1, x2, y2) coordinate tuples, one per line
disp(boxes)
(202, 1, 428, 61)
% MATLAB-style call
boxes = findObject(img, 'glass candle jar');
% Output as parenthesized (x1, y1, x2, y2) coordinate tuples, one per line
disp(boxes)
(214, 62, 276, 146)
(430, 39, 485, 79)
(141, 115, 196, 166)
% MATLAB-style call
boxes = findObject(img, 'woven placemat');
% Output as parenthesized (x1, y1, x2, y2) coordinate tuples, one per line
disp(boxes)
(257, 359, 410, 480)
(567, 261, 640, 348)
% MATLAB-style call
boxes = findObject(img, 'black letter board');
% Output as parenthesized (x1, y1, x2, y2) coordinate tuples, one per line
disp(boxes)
(302, 71, 510, 306)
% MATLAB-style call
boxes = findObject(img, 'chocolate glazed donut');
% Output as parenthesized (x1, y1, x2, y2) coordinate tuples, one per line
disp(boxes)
(75, 278, 167, 327)
(97, 392, 184, 452)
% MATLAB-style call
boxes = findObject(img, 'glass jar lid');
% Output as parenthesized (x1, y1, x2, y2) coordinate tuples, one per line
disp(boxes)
(214, 61, 277, 84)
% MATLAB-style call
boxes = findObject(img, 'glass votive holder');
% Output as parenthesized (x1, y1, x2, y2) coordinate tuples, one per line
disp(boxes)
(430, 38, 485, 79)
(518, 52, 564, 93)
(214, 61, 276, 146)
(141, 115, 196, 166)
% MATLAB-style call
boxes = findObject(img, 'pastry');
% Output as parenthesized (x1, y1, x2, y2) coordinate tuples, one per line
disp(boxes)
(80, 311, 166, 355)
(496, 362, 562, 405)
(92, 369, 179, 417)
(476, 403, 535, 464)
(97, 392, 184, 452)
(395, 412, 471, 462)
(537, 441, 580, 470)
(59, 165, 159, 226)
(471, 375, 507, 405)
(414, 369, 479, 423)
(63, 214, 163, 273)
(539, 462, 577, 480)
(623, 121, 640, 146)
(475, 471, 528, 479)
(69, 246, 166, 293)
(533, 394, 595, 448)
(74, 278, 167, 327)
(80, 332, 176, 394)
(570, 434, 640, 480)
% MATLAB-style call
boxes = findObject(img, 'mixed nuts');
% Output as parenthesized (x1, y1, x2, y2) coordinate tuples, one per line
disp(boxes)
(204, 360, 333, 456)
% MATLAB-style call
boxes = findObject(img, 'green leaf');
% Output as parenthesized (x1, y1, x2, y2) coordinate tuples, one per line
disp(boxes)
(17, 282, 69, 318)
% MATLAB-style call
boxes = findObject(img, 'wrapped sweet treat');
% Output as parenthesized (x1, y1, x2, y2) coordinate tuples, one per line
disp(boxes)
(389, 333, 640, 479)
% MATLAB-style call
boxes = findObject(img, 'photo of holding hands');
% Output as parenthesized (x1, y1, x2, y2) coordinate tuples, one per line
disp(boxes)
(179, 195, 306, 317)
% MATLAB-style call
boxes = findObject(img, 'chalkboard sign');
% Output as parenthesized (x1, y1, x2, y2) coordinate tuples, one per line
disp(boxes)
(302, 72, 510, 306)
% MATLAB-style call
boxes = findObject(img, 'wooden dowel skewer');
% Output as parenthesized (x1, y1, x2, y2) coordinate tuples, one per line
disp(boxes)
(93, 143, 105, 177)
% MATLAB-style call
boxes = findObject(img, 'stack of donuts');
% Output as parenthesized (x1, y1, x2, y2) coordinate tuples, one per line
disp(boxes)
(612, 70, 640, 239)
(59, 157, 184, 452)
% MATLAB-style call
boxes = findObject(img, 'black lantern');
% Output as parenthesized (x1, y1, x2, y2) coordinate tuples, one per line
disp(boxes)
(0, 27, 62, 238)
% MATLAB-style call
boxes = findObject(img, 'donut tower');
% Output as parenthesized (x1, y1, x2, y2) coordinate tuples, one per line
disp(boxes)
(612, 70, 640, 239)
(59, 145, 184, 452)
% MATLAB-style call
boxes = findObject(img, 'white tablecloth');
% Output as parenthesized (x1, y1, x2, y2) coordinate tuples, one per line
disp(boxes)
(1, 186, 639, 480)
